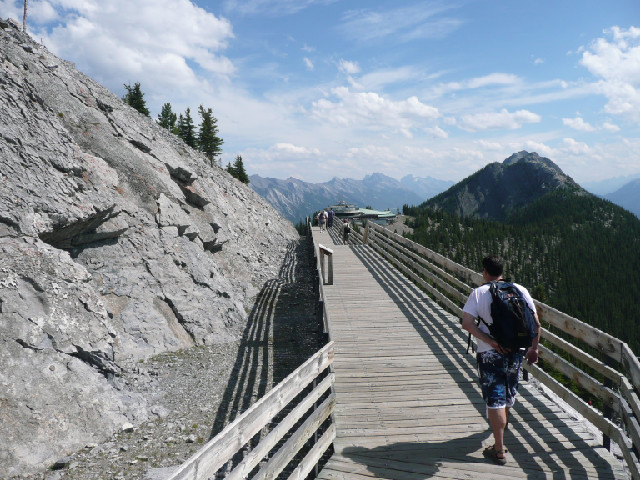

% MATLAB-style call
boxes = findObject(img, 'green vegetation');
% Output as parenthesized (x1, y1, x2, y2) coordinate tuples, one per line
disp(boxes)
(404, 189, 640, 353)
(226, 155, 249, 184)
(197, 105, 223, 166)
(124, 84, 226, 166)
(122, 82, 150, 116)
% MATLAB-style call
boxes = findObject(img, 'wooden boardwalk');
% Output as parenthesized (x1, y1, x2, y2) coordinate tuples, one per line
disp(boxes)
(312, 226, 628, 480)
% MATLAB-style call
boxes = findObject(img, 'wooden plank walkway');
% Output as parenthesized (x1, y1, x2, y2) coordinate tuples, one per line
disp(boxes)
(312, 226, 628, 480)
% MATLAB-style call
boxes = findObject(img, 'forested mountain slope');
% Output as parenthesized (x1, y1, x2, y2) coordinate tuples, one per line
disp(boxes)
(405, 185, 640, 352)
(424, 151, 582, 221)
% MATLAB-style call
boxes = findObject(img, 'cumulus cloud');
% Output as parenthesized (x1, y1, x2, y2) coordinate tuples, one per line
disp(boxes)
(425, 126, 448, 138)
(602, 121, 620, 132)
(563, 137, 590, 154)
(339, 59, 360, 75)
(31, 0, 234, 96)
(580, 26, 640, 120)
(562, 117, 596, 131)
(311, 87, 439, 136)
(274, 143, 320, 155)
(458, 109, 541, 131)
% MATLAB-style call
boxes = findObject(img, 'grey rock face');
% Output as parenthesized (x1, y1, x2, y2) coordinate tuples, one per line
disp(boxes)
(0, 20, 298, 475)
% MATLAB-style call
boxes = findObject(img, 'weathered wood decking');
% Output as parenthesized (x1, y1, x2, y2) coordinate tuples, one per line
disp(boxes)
(313, 226, 628, 480)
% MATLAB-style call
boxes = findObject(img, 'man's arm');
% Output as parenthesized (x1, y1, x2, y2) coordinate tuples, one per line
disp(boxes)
(461, 312, 509, 354)
(525, 312, 541, 365)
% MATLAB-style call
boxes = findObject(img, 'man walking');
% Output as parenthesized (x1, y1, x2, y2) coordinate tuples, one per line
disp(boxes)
(461, 255, 540, 465)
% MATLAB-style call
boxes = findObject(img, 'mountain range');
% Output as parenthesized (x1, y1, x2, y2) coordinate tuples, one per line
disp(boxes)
(249, 173, 453, 223)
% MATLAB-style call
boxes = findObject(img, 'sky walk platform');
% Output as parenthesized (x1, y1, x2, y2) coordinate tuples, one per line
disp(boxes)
(312, 225, 628, 480)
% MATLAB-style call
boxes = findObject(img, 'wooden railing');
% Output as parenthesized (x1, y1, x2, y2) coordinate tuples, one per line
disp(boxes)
(364, 220, 640, 480)
(166, 222, 335, 480)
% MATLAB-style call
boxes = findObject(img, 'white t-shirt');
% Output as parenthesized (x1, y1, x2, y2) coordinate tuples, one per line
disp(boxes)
(463, 282, 536, 353)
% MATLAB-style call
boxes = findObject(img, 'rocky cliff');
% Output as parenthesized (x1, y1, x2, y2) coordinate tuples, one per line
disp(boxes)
(425, 151, 583, 220)
(0, 19, 298, 475)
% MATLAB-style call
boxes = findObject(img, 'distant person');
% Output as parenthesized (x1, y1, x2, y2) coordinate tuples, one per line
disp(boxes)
(342, 219, 351, 243)
(318, 210, 327, 232)
(327, 208, 335, 228)
(461, 255, 540, 466)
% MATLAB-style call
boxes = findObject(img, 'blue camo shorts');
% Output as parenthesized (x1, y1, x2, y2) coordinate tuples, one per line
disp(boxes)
(477, 350, 523, 409)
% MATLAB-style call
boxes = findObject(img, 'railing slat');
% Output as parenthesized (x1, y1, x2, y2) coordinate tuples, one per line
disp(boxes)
(623, 343, 640, 391)
(538, 345, 620, 412)
(369, 222, 483, 286)
(167, 342, 334, 480)
(369, 238, 463, 317)
(370, 230, 468, 304)
(535, 302, 623, 359)
(541, 329, 622, 384)
(252, 395, 335, 480)
(286, 423, 336, 480)
(226, 373, 334, 480)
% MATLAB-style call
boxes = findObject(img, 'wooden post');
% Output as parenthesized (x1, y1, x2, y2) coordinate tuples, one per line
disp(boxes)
(318, 244, 334, 285)
(603, 355, 617, 450)
(363, 221, 369, 245)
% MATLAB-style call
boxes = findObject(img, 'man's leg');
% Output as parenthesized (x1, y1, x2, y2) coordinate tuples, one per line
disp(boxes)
(488, 407, 507, 455)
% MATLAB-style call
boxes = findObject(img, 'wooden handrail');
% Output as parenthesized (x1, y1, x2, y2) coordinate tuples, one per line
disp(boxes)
(366, 220, 640, 479)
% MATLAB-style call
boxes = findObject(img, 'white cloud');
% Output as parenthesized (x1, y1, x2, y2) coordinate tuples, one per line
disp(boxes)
(303, 57, 314, 71)
(339, 3, 463, 43)
(458, 109, 541, 131)
(534, 58, 544, 65)
(562, 137, 591, 154)
(311, 87, 439, 135)
(223, 0, 338, 16)
(33, 0, 234, 95)
(523, 141, 554, 158)
(475, 140, 502, 150)
(467, 73, 520, 89)
(602, 121, 620, 132)
(338, 59, 360, 75)
(425, 126, 448, 139)
(562, 116, 595, 131)
(580, 26, 640, 120)
(274, 143, 320, 155)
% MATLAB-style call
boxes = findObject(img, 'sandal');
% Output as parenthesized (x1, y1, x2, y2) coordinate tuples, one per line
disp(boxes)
(483, 445, 507, 465)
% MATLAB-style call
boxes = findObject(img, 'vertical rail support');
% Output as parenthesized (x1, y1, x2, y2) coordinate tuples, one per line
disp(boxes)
(363, 220, 369, 245)
(603, 355, 616, 450)
(318, 244, 334, 285)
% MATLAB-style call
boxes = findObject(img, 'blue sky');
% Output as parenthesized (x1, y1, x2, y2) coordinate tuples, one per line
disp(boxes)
(3, 0, 640, 186)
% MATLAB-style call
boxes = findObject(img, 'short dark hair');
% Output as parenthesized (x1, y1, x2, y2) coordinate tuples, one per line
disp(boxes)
(482, 255, 504, 277)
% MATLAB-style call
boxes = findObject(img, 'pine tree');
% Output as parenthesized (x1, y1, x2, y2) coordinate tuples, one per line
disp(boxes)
(197, 105, 223, 166)
(122, 82, 150, 116)
(177, 108, 196, 148)
(226, 162, 235, 177)
(232, 155, 249, 184)
(157, 103, 177, 131)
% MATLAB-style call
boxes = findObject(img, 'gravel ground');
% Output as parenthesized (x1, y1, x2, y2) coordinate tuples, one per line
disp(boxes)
(13, 236, 320, 480)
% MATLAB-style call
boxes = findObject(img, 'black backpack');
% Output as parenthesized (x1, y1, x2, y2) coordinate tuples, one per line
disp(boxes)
(467, 281, 537, 353)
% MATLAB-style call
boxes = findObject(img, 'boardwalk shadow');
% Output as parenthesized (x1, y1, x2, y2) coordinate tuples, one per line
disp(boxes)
(208, 238, 319, 442)
(341, 245, 615, 479)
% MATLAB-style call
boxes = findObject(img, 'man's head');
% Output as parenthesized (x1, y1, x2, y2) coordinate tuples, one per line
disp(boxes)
(482, 255, 504, 279)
